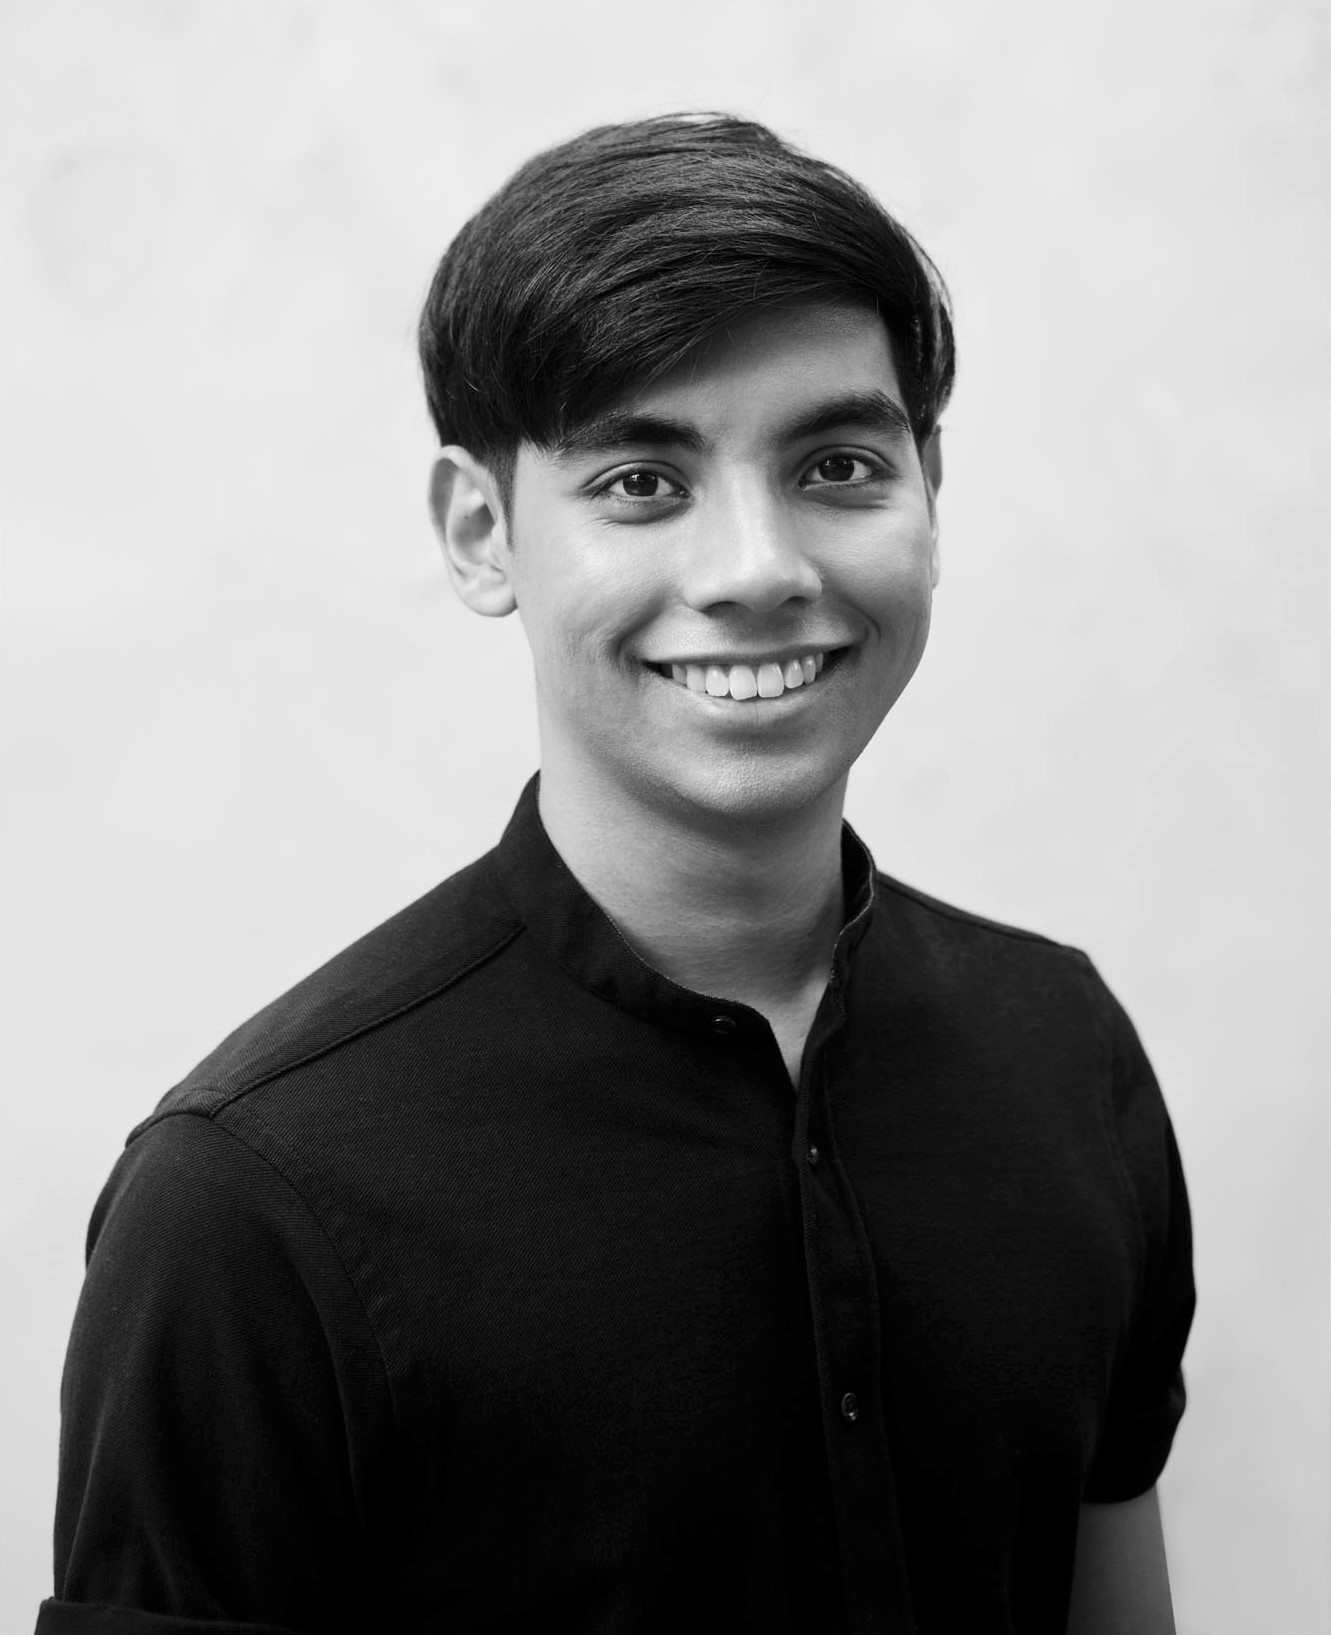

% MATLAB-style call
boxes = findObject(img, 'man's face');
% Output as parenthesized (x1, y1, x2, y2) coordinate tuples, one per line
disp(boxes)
(486, 301, 940, 826)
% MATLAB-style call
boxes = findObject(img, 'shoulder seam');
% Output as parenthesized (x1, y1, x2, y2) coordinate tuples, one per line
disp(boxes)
(874, 871, 1085, 957)
(135, 1109, 411, 1528)
(1075, 959, 1151, 1275)
(149, 1110, 397, 1373)
(170, 919, 528, 1124)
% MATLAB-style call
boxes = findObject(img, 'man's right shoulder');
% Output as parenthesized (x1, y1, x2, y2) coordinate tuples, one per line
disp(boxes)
(130, 849, 525, 1142)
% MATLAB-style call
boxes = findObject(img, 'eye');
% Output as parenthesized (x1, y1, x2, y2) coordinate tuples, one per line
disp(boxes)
(801, 453, 880, 487)
(598, 468, 686, 501)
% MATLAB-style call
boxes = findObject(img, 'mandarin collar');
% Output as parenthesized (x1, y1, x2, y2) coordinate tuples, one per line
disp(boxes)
(495, 772, 877, 1044)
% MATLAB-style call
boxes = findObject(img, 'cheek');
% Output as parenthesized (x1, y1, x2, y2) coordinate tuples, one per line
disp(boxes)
(517, 544, 665, 678)
(837, 527, 936, 634)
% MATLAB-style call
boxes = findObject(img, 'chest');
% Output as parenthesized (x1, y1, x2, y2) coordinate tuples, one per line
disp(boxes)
(335, 1034, 1135, 1461)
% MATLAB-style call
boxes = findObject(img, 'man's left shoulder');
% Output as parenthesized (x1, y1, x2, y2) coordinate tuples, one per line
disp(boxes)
(873, 869, 1097, 978)
(866, 868, 1133, 1052)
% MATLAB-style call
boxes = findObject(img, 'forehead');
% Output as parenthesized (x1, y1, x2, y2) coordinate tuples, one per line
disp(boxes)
(621, 300, 903, 426)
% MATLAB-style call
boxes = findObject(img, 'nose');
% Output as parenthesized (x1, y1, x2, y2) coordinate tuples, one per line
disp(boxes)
(679, 478, 822, 615)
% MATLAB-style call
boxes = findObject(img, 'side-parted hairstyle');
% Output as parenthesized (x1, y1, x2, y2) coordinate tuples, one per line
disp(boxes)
(418, 112, 955, 511)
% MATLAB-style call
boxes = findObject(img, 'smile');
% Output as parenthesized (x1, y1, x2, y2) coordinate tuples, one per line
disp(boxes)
(646, 650, 840, 702)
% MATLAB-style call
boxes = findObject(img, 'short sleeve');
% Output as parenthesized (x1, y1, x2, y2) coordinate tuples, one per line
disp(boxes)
(37, 1112, 391, 1633)
(1081, 973, 1197, 1502)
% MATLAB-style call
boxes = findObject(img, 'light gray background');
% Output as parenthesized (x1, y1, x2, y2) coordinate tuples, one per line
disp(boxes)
(2, 2, 1326, 1630)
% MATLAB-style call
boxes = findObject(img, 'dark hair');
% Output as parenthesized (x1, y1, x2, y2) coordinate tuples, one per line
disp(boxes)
(418, 112, 955, 511)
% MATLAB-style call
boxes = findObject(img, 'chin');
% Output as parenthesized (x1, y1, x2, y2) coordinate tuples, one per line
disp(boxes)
(637, 750, 851, 830)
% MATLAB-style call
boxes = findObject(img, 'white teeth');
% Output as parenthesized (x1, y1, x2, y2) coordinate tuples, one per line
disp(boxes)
(756, 662, 784, 698)
(662, 651, 835, 700)
(728, 665, 759, 700)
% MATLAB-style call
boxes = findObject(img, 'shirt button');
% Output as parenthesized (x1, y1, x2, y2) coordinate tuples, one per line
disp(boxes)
(807, 1145, 820, 1166)
(840, 1392, 860, 1423)
(711, 1014, 737, 1037)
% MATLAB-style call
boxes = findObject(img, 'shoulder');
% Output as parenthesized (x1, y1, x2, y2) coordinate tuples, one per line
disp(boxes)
(131, 847, 524, 1141)
(867, 870, 1161, 1149)
(872, 870, 1189, 1233)
(871, 867, 1106, 1011)
(873, 871, 1064, 944)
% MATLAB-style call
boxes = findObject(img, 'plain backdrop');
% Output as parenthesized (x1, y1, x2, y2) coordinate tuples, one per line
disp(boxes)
(2, 2, 1326, 1630)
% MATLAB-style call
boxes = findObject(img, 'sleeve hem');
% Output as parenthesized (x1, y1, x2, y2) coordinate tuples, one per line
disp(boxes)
(35, 1600, 322, 1635)
(1082, 1416, 1182, 1504)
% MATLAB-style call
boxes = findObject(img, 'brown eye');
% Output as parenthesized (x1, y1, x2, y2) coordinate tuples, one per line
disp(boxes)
(600, 468, 685, 502)
(814, 456, 859, 484)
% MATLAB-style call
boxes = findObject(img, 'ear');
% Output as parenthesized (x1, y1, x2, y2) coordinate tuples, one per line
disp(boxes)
(427, 447, 517, 617)
(921, 428, 943, 588)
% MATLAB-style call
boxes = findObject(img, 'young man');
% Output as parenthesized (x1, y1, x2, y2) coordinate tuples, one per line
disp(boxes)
(39, 115, 1194, 1634)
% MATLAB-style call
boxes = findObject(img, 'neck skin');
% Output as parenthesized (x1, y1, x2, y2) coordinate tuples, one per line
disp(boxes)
(536, 749, 849, 1021)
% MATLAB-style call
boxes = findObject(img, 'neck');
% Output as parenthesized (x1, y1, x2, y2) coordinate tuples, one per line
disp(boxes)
(536, 757, 849, 1016)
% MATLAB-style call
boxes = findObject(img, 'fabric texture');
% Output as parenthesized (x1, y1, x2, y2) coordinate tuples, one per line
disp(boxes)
(39, 773, 1194, 1635)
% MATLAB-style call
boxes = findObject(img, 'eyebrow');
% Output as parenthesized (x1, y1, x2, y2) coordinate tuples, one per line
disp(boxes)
(553, 410, 709, 460)
(551, 388, 914, 461)
(779, 389, 914, 447)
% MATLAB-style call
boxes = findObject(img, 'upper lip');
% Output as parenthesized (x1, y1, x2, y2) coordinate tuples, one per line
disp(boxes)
(648, 643, 851, 668)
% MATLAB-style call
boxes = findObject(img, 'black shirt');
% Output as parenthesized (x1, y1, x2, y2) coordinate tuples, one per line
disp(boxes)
(39, 774, 1194, 1635)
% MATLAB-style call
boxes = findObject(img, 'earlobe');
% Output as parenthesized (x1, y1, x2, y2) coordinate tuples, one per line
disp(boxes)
(428, 449, 517, 618)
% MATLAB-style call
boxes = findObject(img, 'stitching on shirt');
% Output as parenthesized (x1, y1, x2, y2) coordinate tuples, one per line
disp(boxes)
(158, 1110, 407, 1540)
(1067, 949, 1150, 1284)
(197, 920, 527, 1117)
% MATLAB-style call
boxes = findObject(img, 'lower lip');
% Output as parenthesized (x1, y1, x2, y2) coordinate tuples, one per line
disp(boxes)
(645, 650, 849, 713)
